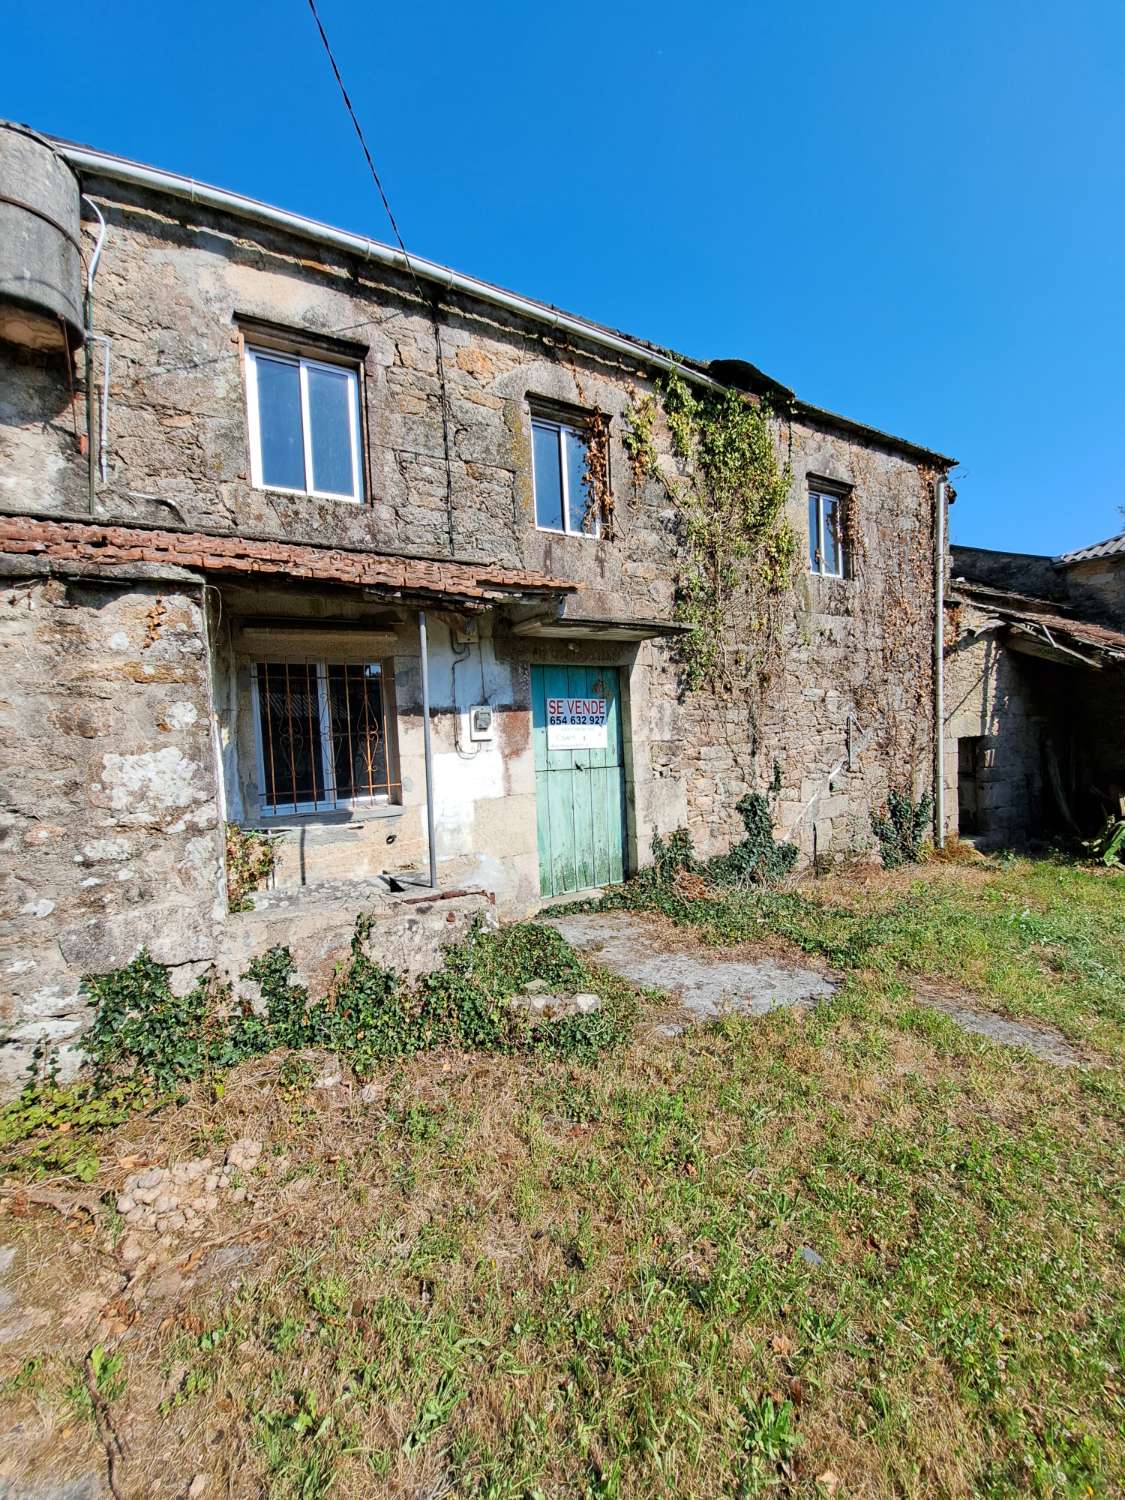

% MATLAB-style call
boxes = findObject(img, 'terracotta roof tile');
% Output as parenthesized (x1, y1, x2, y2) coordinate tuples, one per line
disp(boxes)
(0, 516, 577, 604)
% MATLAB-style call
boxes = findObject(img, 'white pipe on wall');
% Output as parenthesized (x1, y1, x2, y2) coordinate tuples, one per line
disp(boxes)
(418, 609, 438, 890)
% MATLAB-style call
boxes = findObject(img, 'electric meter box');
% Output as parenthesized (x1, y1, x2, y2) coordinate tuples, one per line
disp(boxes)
(468, 704, 494, 742)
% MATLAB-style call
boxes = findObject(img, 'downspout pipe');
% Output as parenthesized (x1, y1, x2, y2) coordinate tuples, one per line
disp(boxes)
(933, 476, 947, 848)
(418, 609, 438, 890)
(81, 194, 106, 513)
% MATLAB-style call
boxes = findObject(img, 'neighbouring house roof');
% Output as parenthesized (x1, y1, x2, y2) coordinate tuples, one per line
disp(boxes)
(949, 577, 1125, 667)
(1054, 531, 1125, 565)
(45, 130, 957, 469)
(0, 516, 577, 606)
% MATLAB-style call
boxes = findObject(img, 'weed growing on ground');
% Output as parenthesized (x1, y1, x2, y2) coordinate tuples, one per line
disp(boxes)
(870, 788, 933, 869)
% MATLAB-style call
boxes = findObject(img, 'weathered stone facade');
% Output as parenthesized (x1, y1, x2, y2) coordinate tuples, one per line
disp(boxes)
(0, 131, 954, 1091)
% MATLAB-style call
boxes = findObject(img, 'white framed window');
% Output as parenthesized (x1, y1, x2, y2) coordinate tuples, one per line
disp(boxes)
(808, 486, 848, 578)
(250, 660, 397, 815)
(244, 346, 363, 502)
(531, 414, 600, 536)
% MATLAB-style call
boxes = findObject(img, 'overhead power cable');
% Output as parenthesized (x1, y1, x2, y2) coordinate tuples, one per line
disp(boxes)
(304, 0, 457, 556)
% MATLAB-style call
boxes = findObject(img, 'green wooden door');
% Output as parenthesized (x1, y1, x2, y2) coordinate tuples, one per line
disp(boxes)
(531, 665, 627, 898)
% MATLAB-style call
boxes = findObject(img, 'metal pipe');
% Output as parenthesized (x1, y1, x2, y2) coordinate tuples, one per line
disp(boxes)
(84, 334, 111, 483)
(59, 141, 726, 396)
(933, 476, 947, 848)
(80, 195, 107, 513)
(418, 608, 438, 889)
(82, 194, 106, 292)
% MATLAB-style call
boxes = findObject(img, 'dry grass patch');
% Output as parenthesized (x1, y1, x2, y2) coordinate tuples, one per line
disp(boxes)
(1, 860, 1123, 1498)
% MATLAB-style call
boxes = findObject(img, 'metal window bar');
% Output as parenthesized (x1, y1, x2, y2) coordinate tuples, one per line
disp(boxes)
(254, 661, 400, 814)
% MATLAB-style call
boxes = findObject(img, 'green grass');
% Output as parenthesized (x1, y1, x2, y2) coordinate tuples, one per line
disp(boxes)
(592, 855, 1125, 1057)
(0, 858, 1122, 1498)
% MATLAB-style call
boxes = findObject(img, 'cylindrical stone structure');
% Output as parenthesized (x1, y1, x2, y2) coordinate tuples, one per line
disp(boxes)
(0, 121, 85, 352)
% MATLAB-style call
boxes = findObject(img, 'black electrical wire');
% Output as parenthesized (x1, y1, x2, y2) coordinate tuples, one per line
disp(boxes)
(305, 0, 457, 556)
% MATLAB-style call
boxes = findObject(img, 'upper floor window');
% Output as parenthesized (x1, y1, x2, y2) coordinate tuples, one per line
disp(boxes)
(532, 414, 600, 536)
(808, 485, 848, 578)
(245, 346, 362, 502)
(251, 660, 397, 815)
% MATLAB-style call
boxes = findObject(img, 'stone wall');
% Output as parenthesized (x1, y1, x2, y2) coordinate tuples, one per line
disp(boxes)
(0, 165, 950, 1087)
(0, 562, 504, 1094)
(940, 595, 1125, 845)
(0, 174, 939, 863)
(1063, 557, 1125, 625)
(943, 603, 1051, 844)
(0, 565, 224, 1090)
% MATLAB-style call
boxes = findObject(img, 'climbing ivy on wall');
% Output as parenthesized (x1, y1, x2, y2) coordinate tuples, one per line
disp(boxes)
(626, 372, 797, 692)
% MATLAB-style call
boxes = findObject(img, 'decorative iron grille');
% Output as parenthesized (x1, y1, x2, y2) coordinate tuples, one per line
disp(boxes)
(253, 660, 398, 813)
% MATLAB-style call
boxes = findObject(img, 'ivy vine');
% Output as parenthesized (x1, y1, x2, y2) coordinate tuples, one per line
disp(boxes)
(626, 372, 797, 692)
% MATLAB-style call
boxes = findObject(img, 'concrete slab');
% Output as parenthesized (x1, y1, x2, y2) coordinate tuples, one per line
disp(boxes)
(913, 984, 1087, 1067)
(545, 911, 838, 1023)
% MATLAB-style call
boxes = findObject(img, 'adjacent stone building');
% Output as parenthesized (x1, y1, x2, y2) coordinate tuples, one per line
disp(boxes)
(944, 534, 1125, 845)
(0, 123, 955, 1089)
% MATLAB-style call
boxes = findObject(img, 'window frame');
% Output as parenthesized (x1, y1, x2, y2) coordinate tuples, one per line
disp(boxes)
(808, 484, 849, 579)
(244, 346, 364, 504)
(530, 413, 602, 538)
(249, 659, 395, 817)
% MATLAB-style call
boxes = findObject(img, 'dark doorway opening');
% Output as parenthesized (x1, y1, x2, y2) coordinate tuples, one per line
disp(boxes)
(958, 736, 984, 836)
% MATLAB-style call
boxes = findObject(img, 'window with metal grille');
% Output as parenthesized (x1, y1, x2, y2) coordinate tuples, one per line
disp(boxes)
(251, 661, 398, 814)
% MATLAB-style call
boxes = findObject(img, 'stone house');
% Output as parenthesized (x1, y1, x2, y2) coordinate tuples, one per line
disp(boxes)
(944, 533, 1125, 845)
(0, 123, 955, 1089)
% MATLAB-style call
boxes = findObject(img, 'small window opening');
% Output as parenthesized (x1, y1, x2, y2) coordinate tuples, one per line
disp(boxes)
(245, 346, 363, 502)
(531, 413, 601, 536)
(808, 485, 848, 577)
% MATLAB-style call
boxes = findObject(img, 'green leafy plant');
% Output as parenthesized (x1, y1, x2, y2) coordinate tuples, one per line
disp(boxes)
(871, 788, 934, 869)
(642, 794, 797, 897)
(1083, 814, 1125, 868)
(708, 793, 799, 886)
(638, 371, 796, 692)
(650, 826, 697, 885)
(737, 1394, 800, 1494)
(2, 921, 637, 1173)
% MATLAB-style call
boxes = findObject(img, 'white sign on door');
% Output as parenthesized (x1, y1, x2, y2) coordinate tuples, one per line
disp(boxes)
(546, 695, 608, 751)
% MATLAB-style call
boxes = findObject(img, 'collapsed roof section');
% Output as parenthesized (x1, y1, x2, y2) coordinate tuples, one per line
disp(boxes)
(950, 575, 1125, 669)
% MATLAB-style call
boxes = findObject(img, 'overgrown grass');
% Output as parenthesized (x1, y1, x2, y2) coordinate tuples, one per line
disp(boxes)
(588, 855, 1125, 1058)
(0, 860, 1122, 1498)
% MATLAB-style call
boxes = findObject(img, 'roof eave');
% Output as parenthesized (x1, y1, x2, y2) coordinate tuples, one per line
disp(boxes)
(43, 131, 955, 470)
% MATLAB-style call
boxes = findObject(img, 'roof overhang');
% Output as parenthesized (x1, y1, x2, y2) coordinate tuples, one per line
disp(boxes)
(506, 603, 687, 641)
(0, 515, 578, 608)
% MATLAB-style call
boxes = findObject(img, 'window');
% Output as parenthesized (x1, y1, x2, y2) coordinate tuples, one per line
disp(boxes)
(251, 661, 397, 814)
(808, 486, 848, 577)
(531, 414, 599, 535)
(245, 347, 362, 502)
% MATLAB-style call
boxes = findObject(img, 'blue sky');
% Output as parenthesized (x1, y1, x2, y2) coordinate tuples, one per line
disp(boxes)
(4, 0, 1123, 553)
